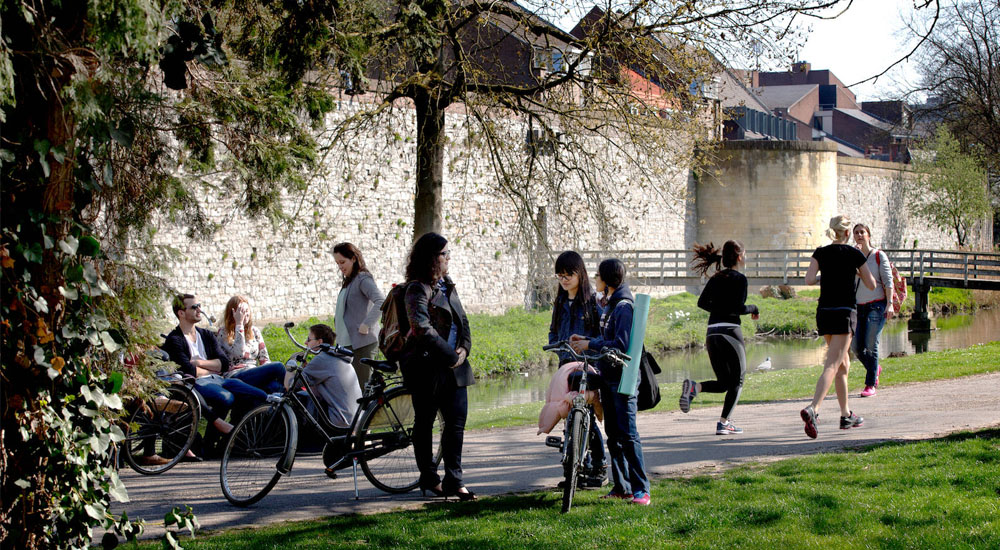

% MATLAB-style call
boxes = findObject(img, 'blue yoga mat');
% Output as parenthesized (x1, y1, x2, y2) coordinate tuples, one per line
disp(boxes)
(618, 293, 650, 395)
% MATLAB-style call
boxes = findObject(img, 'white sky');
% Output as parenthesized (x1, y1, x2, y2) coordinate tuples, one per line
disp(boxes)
(538, 0, 927, 103)
(796, 0, 922, 102)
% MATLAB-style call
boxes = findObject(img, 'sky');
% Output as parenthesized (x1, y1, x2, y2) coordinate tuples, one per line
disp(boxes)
(796, 0, 923, 102)
(539, 0, 929, 103)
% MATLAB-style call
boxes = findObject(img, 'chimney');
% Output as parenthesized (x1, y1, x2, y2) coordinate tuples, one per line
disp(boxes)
(792, 61, 810, 73)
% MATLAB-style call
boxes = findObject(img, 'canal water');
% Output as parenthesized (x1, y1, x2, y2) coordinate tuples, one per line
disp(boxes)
(468, 308, 1000, 411)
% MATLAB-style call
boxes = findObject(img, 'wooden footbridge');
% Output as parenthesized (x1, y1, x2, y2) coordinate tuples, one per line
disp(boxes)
(579, 249, 1000, 331)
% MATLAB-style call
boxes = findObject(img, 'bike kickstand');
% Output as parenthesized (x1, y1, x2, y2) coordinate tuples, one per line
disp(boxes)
(352, 457, 359, 500)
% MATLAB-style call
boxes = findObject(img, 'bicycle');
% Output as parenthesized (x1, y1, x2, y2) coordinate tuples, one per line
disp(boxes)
(219, 322, 442, 507)
(120, 349, 202, 475)
(542, 341, 629, 513)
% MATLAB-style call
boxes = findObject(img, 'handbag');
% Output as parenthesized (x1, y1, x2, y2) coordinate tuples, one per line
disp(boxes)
(636, 350, 661, 411)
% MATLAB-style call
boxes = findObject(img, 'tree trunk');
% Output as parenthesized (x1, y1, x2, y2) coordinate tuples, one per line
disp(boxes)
(413, 91, 445, 239)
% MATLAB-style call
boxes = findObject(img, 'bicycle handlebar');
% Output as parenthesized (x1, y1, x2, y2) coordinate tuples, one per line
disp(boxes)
(544, 340, 630, 366)
(283, 322, 353, 359)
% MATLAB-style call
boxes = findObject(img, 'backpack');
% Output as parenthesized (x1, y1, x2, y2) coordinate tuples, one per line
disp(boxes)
(378, 283, 411, 362)
(636, 351, 661, 411)
(875, 250, 907, 312)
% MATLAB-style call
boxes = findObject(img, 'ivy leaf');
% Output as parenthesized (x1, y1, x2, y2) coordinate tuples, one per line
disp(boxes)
(59, 285, 79, 300)
(58, 236, 79, 255)
(23, 242, 43, 263)
(33, 346, 48, 366)
(65, 264, 84, 283)
(0, 148, 14, 164)
(43, 235, 55, 249)
(100, 331, 120, 353)
(109, 472, 129, 503)
(84, 503, 105, 521)
(110, 118, 135, 148)
(108, 372, 124, 394)
(78, 235, 101, 257)
(83, 263, 99, 284)
(33, 139, 51, 177)
(14, 479, 30, 489)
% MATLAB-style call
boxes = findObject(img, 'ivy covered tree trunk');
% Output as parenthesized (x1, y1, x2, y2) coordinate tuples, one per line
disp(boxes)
(413, 91, 446, 238)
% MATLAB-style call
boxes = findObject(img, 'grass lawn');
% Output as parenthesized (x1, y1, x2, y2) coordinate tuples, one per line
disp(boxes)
(466, 341, 1000, 430)
(259, 287, 982, 380)
(133, 428, 1000, 549)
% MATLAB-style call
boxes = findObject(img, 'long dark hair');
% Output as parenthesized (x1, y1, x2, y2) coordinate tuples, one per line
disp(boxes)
(553, 251, 594, 306)
(598, 258, 626, 289)
(405, 232, 448, 284)
(691, 240, 744, 277)
(333, 242, 368, 287)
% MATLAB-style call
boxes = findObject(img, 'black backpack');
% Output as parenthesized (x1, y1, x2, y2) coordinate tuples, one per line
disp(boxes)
(378, 283, 410, 362)
(636, 351, 662, 411)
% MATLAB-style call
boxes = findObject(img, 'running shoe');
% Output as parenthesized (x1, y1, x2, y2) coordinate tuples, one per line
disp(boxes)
(840, 411, 864, 429)
(716, 420, 743, 435)
(679, 379, 697, 413)
(631, 491, 651, 506)
(800, 406, 819, 439)
(600, 490, 632, 500)
(860, 385, 876, 397)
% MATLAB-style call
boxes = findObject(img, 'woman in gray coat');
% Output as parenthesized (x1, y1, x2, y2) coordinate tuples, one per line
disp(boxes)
(332, 242, 385, 386)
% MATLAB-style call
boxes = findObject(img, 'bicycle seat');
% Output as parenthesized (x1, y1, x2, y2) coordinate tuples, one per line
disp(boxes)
(360, 358, 398, 373)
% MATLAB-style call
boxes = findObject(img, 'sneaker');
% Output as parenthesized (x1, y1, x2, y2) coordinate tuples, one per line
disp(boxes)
(716, 420, 743, 435)
(876, 365, 882, 388)
(600, 490, 632, 500)
(860, 385, 876, 397)
(631, 491, 651, 505)
(679, 379, 697, 413)
(800, 406, 819, 439)
(840, 411, 864, 429)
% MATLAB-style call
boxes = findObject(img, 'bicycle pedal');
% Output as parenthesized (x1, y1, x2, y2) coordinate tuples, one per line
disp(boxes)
(325, 468, 337, 480)
(545, 436, 563, 449)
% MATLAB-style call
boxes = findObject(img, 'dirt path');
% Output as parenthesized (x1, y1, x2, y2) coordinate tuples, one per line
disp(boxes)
(113, 371, 1000, 539)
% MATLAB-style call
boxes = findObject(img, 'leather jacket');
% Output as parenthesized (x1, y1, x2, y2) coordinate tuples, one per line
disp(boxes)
(402, 277, 475, 387)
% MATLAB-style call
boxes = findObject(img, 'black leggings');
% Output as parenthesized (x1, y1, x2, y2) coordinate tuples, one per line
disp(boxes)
(702, 325, 746, 420)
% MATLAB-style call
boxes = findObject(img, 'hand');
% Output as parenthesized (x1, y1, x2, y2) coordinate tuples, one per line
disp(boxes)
(232, 307, 245, 326)
(358, 323, 369, 335)
(885, 306, 895, 319)
(453, 347, 467, 368)
(569, 337, 589, 354)
(751, 312, 760, 320)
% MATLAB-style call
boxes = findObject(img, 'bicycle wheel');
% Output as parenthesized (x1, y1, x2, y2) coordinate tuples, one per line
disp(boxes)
(561, 408, 585, 513)
(220, 403, 298, 507)
(357, 388, 443, 493)
(123, 385, 200, 475)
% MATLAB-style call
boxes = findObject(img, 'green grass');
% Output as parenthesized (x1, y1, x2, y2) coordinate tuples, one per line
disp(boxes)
(131, 428, 1000, 549)
(465, 341, 1000, 430)
(257, 288, 980, 379)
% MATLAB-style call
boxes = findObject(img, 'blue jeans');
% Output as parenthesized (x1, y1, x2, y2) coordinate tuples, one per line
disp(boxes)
(228, 362, 286, 394)
(853, 300, 887, 387)
(193, 376, 235, 422)
(599, 379, 649, 496)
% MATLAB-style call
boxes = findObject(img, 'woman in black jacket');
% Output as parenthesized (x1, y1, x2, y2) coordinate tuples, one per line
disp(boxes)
(401, 232, 476, 501)
(679, 240, 759, 435)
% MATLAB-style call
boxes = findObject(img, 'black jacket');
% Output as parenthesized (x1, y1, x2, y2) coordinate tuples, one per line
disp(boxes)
(697, 269, 759, 325)
(161, 326, 230, 377)
(402, 277, 475, 388)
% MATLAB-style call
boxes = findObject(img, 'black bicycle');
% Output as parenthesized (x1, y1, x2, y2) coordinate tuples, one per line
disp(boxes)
(219, 322, 442, 507)
(120, 350, 202, 475)
(542, 341, 629, 513)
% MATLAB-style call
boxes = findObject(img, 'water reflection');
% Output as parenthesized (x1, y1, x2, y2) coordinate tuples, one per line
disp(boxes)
(469, 308, 1000, 412)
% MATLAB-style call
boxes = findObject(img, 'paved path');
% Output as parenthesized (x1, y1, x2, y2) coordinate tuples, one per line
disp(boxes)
(114, 372, 1000, 538)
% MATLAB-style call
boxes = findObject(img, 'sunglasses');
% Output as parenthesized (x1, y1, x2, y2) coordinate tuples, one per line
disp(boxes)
(187, 303, 202, 311)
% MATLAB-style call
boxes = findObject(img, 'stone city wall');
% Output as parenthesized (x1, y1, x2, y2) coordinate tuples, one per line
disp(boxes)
(155, 101, 691, 322)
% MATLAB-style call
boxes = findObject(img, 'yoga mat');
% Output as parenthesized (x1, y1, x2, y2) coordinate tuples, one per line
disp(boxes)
(618, 293, 650, 396)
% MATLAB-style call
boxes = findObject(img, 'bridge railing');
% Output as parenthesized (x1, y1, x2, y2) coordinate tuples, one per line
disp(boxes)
(575, 249, 1000, 288)
(883, 249, 1000, 286)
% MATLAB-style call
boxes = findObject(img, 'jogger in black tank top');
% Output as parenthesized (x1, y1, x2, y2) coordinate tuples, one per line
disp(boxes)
(680, 241, 759, 435)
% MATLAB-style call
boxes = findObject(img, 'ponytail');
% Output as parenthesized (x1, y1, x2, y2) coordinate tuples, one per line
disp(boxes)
(691, 242, 723, 277)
